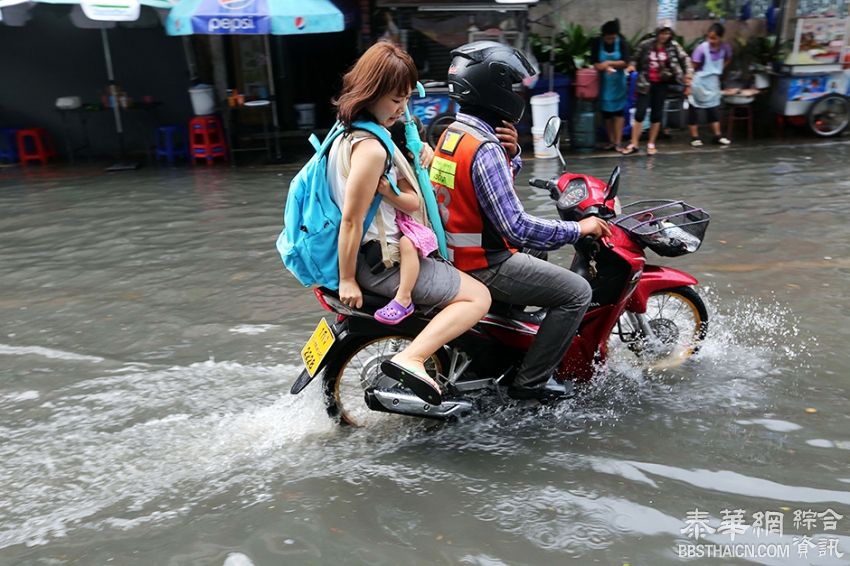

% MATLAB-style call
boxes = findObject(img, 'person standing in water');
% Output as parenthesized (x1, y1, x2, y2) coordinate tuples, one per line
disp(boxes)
(622, 22, 693, 155)
(688, 23, 732, 147)
(591, 19, 630, 151)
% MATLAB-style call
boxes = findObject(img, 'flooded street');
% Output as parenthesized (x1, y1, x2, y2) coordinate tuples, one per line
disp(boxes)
(2, 141, 849, 565)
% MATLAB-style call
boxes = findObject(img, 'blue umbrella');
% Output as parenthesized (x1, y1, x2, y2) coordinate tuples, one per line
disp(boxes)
(165, 0, 343, 36)
(165, 0, 345, 160)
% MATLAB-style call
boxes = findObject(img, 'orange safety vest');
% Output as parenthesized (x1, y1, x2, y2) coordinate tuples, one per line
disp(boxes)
(429, 121, 517, 272)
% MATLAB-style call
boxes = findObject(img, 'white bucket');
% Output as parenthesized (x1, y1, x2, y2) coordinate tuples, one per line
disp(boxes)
(754, 72, 770, 90)
(532, 126, 558, 159)
(188, 85, 215, 116)
(294, 103, 316, 130)
(529, 92, 560, 130)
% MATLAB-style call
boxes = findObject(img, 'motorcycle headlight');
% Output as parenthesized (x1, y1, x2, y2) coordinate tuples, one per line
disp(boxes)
(557, 178, 588, 210)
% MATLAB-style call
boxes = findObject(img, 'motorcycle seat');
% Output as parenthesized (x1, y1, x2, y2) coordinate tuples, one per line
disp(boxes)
(317, 287, 388, 312)
(317, 288, 547, 325)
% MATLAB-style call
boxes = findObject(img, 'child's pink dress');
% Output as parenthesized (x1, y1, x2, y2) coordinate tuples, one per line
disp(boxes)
(395, 210, 438, 258)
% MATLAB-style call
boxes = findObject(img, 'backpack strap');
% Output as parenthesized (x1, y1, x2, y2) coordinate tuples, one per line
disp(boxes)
(363, 195, 383, 234)
(351, 120, 400, 196)
(313, 120, 346, 157)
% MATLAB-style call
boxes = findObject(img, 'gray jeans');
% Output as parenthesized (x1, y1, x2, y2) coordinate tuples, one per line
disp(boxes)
(470, 252, 592, 388)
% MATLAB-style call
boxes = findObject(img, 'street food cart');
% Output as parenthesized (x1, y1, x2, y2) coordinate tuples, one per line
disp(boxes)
(771, 16, 850, 136)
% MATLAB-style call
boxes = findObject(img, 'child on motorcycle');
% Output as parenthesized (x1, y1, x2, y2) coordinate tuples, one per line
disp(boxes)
(371, 117, 439, 325)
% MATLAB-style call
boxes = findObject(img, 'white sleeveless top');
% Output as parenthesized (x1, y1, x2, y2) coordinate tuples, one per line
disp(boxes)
(328, 132, 401, 245)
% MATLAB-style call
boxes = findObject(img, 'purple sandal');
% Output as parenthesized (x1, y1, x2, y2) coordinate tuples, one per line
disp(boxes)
(374, 299, 415, 325)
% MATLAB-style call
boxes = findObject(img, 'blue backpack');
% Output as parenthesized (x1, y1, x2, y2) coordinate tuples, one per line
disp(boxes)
(276, 120, 398, 290)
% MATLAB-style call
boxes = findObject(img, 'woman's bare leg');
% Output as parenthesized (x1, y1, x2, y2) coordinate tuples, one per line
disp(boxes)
(710, 121, 722, 136)
(648, 122, 662, 146)
(613, 115, 625, 146)
(689, 124, 699, 139)
(629, 120, 642, 148)
(393, 236, 418, 308)
(391, 272, 491, 375)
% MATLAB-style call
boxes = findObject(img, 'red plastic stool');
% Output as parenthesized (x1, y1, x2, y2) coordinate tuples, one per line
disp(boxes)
(16, 128, 57, 166)
(189, 116, 228, 165)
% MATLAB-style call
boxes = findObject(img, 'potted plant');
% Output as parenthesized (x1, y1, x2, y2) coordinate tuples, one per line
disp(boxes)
(731, 35, 778, 89)
(530, 23, 592, 77)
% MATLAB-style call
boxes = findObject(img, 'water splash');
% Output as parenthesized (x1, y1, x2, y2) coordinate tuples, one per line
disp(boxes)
(0, 360, 334, 550)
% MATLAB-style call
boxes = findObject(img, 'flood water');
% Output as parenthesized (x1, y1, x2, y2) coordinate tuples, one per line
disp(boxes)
(2, 141, 849, 565)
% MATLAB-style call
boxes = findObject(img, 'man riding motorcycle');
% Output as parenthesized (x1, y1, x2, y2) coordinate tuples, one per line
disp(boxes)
(431, 41, 612, 401)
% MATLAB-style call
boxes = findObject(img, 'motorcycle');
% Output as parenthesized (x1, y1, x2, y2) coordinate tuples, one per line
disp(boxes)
(291, 116, 710, 426)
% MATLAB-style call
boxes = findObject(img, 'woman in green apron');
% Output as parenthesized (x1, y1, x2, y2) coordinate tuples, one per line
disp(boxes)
(592, 20, 630, 151)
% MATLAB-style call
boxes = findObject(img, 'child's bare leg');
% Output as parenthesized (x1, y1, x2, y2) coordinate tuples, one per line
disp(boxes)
(394, 236, 419, 307)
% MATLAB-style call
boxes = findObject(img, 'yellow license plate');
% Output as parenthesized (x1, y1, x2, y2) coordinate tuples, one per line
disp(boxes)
(301, 318, 335, 377)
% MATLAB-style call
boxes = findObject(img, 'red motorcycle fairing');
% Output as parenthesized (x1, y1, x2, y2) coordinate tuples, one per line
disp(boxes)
(559, 304, 620, 381)
(625, 265, 699, 314)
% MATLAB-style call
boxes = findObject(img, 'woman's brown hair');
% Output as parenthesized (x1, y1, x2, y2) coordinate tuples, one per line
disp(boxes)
(334, 41, 418, 127)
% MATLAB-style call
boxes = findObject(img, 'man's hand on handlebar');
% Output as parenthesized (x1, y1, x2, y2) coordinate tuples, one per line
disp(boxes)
(578, 217, 612, 239)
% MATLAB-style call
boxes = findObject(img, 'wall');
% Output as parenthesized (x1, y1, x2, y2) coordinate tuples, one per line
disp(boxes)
(0, 5, 193, 159)
(530, 0, 659, 40)
(676, 18, 768, 42)
(528, 0, 768, 56)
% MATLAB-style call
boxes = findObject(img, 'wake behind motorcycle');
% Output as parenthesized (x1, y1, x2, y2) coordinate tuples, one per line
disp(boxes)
(291, 117, 710, 426)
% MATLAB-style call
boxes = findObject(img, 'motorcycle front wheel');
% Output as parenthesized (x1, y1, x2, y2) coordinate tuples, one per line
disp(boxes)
(322, 335, 448, 427)
(610, 286, 709, 371)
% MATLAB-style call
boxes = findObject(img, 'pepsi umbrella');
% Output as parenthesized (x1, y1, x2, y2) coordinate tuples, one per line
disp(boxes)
(165, 0, 345, 160)
(165, 0, 343, 36)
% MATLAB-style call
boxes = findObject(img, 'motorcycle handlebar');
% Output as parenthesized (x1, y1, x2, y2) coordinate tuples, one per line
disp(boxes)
(528, 178, 560, 199)
(577, 235, 598, 248)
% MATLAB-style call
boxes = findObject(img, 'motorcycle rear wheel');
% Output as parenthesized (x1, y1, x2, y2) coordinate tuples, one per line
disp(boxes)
(322, 335, 448, 427)
(610, 286, 708, 371)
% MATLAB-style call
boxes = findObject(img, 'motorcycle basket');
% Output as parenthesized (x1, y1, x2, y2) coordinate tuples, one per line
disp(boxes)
(613, 200, 710, 257)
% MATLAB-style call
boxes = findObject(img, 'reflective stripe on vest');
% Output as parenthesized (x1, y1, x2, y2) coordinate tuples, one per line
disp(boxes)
(446, 232, 483, 247)
(432, 121, 516, 271)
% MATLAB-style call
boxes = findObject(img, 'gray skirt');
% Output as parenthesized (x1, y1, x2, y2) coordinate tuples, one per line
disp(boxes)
(355, 246, 461, 309)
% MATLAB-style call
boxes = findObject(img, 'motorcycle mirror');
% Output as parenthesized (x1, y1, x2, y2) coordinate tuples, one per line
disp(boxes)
(543, 115, 568, 170)
(605, 166, 621, 201)
(543, 116, 561, 147)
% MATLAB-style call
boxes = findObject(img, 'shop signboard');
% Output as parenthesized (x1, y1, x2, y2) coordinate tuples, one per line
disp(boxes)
(409, 93, 453, 126)
(789, 17, 850, 65)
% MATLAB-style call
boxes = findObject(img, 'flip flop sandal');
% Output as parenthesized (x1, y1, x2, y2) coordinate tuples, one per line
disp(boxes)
(620, 145, 639, 155)
(647, 144, 658, 155)
(380, 360, 442, 405)
(374, 299, 415, 325)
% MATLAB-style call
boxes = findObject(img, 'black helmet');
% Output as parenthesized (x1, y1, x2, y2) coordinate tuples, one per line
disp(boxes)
(448, 41, 537, 123)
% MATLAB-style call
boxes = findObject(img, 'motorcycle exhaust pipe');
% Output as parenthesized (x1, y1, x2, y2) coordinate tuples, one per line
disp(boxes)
(364, 387, 474, 421)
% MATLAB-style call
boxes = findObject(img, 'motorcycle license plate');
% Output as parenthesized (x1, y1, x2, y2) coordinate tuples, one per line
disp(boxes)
(301, 318, 335, 377)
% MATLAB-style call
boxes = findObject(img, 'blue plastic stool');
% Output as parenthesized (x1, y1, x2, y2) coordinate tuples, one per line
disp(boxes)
(155, 125, 188, 164)
(0, 128, 20, 163)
